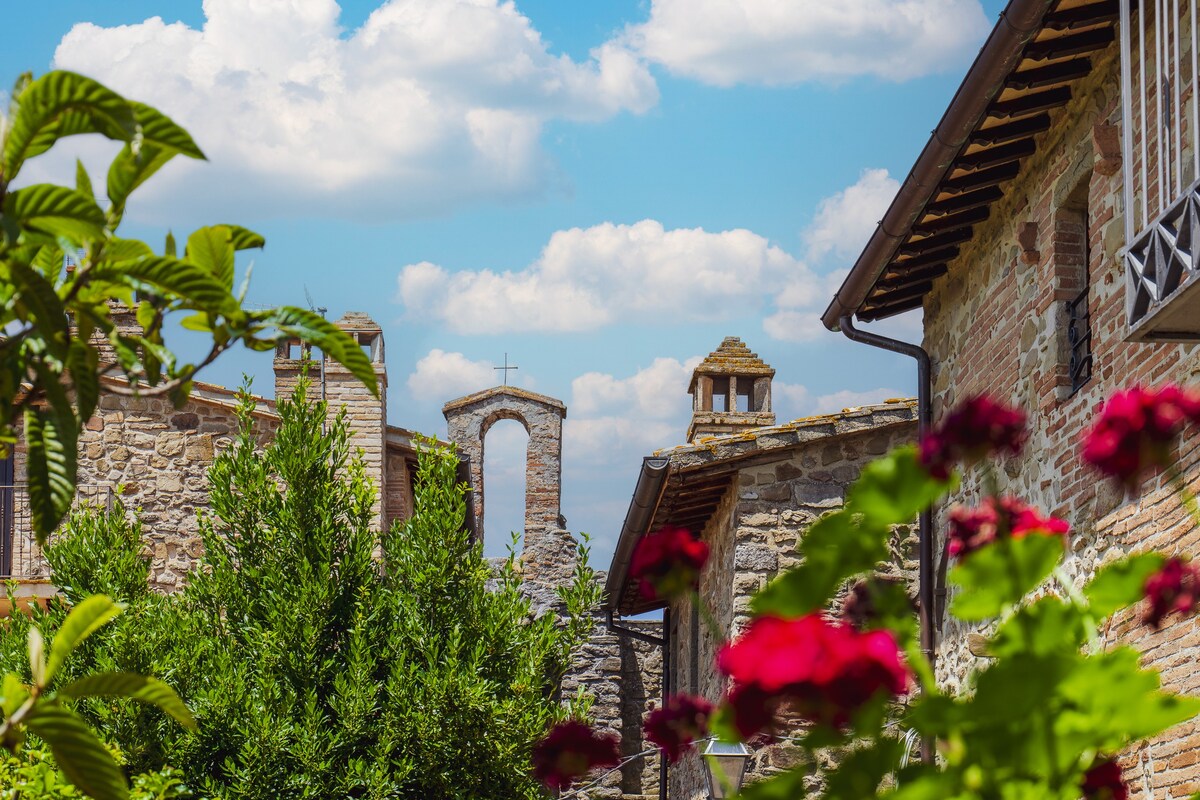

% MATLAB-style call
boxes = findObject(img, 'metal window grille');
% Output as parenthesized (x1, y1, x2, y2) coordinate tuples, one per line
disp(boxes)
(1068, 287, 1093, 394)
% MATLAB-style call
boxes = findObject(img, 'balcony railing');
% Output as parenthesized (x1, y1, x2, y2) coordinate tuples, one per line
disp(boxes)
(0, 484, 115, 581)
(1121, 0, 1200, 339)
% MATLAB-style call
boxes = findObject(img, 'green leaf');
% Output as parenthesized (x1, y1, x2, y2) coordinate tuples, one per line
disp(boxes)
(9, 260, 69, 359)
(988, 596, 1087, 659)
(24, 703, 129, 800)
(949, 535, 1065, 621)
(4, 184, 105, 242)
(105, 143, 175, 227)
(3, 71, 135, 179)
(186, 226, 236, 290)
(75, 159, 94, 200)
(823, 737, 904, 799)
(129, 101, 204, 160)
(59, 672, 196, 730)
(45, 595, 124, 685)
(0, 672, 29, 718)
(261, 306, 378, 397)
(848, 446, 953, 525)
(28, 626, 46, 688)
(1084, 552, 1167, 618)
(23, 403, 77, 542)
(103, 238, 154, 263)
(91, 256, 233, 310)
(164, 231, 176, 258)
(752, 510, 889, 616)
(67, 340, 100, 424)
(222, 225, 265, 251)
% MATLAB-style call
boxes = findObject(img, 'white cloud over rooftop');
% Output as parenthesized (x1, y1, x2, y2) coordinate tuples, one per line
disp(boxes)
(623, 0, 990, 87)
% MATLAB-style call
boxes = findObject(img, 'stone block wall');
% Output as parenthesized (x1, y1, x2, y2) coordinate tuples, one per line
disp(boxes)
(667, 415, 918, 799)
(12, 388, 277, 589)
(920, 40, 1200, 799)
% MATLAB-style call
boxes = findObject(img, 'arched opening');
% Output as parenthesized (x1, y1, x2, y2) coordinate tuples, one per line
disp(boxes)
(482, 417, 529, 558)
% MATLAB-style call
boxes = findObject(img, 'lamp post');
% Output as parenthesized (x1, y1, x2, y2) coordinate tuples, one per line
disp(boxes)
(701, 738, 751, 798)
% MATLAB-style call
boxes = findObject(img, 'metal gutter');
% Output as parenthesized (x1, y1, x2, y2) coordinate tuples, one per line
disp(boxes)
(604, 456, 671, 611)
(838, 316, 936, 764)
(821, 0, 1057, 330)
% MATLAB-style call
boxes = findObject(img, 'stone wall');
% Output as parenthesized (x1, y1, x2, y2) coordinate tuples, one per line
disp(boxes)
(666, 413, 918, 799)
(13, 387, 277, 589)
(920, 40, 1200, 800)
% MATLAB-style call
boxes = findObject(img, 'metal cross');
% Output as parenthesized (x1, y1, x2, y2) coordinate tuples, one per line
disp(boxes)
(494, 353, 518, 385)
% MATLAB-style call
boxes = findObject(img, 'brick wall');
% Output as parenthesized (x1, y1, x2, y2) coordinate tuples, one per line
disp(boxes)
(666, 412, 917, 799)
(921, 41, 1200, 799)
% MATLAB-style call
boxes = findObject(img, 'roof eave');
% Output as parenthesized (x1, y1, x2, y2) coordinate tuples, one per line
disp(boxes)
(821, 0, 1057, 331)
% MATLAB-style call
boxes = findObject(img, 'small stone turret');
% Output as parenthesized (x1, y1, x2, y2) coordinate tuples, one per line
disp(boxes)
(273, 311, 388, 527)
(687, 337, 775, 442)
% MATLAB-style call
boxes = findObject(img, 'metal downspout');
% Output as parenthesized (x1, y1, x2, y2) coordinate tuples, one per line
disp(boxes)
(837, 315, 936, 762)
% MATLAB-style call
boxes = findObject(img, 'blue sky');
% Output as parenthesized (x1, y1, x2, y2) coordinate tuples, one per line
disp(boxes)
(4, 0, 1006, 563)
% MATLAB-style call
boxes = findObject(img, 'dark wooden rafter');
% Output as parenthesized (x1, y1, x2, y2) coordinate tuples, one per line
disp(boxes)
(955, 139, 1037, 172)
(878, 263, 949, 289)
(942, 161, 1021, 194)
(867, 281, 935, 306)
(925, 186, 1003, 216)
(1024, 27, 1115, 61)
(859, 295, 924, 320)
(889, 246, 960, 271)
(914, 205, 990, 236)
(988, 85, 1073, 119)
(1043, 0, 1119, 30)
(898, 227, 975, 256)
(1007, 58, 1093, 90)
(971, 114, 1052, 145)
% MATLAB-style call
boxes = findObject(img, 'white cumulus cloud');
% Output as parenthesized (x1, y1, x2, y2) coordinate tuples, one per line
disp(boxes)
(571, 356, 702, 419)
(47, 0, 658, 220)
(398, 219, 813, 334)
(623, 0, 990, 87)
(407, 348, 507, 402)
(805, 168, 900, 262)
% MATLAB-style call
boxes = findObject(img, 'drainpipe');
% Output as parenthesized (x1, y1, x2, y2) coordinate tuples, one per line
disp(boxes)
(837, 315, 936, 762)
(605, 608, 670, 800)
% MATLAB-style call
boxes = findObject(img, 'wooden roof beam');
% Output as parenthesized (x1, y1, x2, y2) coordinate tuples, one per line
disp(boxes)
(1024, 27, 1115, 61)
(1006, 58, 1093, 90)
(889, 246, 960, 271)
(914, 206, 991, 236)
(925, 186, 1003, 216)
(971, 113, 1052, 145)
(878, 263, 949, 289)
(858, 295, 925, 321)
(954, 139, 1037, 172)
(988, 85, 1072, 119)
(898, 227, 975, 257)
(942, 161, 1021, 194)
(1043, 0, 1119, 31)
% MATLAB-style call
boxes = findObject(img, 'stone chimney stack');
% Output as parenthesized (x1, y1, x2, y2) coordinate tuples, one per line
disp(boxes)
(273, 311, 388, 527)
(687, 337, 775, 442)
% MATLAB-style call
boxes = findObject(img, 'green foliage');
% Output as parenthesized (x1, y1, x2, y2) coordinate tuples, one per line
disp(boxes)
(0, 745, 190, 799)
(12, 382, 599, 799)
(0, 70, 378, 541)
(723, 442, 1200, 799)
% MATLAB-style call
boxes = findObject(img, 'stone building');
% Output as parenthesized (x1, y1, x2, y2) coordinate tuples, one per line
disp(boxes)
(822, 0, 1200, 796)
(605, 338, 918, 799)
(1, 311, 426, 589)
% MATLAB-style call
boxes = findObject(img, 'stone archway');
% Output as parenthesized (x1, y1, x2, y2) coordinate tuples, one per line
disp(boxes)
(442, 386, 566, 546)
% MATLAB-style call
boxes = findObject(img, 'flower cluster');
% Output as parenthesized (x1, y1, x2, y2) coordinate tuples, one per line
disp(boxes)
(1082, 385, 1200, 484)
(1143, 556, 1200, 628)
(531, 721, 620, 791)
(947, 496, 1069, 558)
(717, 614, 909, 737)
(1081, 757, 1128, 800)
(918, 394, 1027, 479)
(629, 526, 709, 601)
(644, 694, 714, 763)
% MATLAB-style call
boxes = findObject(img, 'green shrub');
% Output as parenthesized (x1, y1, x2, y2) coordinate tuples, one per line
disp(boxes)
(10, 381, 599, 799)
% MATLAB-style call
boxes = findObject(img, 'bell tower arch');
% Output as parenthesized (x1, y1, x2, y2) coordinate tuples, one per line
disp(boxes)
(442, 386, 567, 546)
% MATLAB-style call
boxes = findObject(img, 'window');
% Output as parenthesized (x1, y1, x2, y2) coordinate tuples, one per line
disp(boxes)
(1054, 177, 1093, 397)
(711, 377, 729, 412)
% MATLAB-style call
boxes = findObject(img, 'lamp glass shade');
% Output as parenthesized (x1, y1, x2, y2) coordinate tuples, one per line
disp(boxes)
(701, 739, 751, 798)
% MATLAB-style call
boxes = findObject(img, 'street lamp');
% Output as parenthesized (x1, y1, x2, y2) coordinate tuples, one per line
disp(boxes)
(701, 738, 752, 798)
